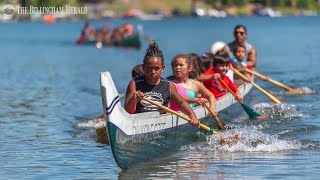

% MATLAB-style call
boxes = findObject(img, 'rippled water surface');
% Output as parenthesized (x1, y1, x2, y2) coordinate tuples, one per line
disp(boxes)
(1, 17, 320, 179)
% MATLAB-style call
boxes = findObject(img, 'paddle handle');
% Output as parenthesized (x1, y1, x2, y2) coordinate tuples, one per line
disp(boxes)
(142, 97, 219, 134)
(251, 82, 282, 104)
(219, 78, 238, 98)
(245, 68, 266, 79)
(203, 103, 225, 130)
(245, 68, 295, 91)
(268, 79, 294, 91)
(220, 76, 262, 118)
(230, 66, 250, 82)
(231, 66, 282, 104)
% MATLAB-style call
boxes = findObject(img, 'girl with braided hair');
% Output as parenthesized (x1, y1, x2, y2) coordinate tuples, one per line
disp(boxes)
(124, 41, 200, 126)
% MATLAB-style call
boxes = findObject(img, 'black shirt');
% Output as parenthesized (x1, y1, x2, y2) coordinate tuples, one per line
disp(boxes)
(134, 76, 170, 114)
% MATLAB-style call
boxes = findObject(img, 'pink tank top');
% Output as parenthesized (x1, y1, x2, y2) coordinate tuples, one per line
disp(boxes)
(170, 80, 197, 111)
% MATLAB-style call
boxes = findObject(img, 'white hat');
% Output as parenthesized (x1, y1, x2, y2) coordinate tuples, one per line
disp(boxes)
(211, 41, 226, 55)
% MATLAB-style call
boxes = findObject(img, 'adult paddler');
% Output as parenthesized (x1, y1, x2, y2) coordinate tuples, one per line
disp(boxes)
(226, 24, 258, 68)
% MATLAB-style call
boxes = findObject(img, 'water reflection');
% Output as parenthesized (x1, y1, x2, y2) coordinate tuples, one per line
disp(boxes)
(118, 152, 213, 179)
(117, 138, 305, 179)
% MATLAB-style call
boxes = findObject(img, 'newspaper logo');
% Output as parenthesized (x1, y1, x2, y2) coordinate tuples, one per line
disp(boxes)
(3, 4, 15, 15)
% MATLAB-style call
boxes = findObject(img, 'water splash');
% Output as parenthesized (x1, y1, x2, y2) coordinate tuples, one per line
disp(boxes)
(201, 128, 303, 152)
(289, 86, 315, 95)
(272, 86, 315, 96)
(77, 117, 106, 129)
(254, 103, 305, 120)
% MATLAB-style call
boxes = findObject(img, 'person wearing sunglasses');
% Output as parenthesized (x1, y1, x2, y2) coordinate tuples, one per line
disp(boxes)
(226, 24, 257, 68)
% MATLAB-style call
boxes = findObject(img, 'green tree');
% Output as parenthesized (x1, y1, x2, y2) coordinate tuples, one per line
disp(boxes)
(221, 0, 232, 5)
(233, 0, 248, 6)
(21, 0, 79, 7)
(296, 0, 308, 8)
(296, 0, 318, 9)
(284, 0, 293, 7)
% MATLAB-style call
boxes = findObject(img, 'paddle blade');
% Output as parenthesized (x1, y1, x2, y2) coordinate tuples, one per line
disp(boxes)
(241, 103, 261, 118)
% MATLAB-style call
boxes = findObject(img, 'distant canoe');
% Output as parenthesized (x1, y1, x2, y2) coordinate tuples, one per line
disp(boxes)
(76, 34, 142, 48)
(99, 71, 253, 169)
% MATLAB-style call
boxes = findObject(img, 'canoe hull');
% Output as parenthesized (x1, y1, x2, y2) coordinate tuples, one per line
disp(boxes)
(100, 72, 252, 169)
(76, 34, 141, 48)
(107, 121, 201, 169)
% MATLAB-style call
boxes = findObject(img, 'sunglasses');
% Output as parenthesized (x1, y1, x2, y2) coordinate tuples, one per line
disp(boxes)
(234, 31, 246, 36)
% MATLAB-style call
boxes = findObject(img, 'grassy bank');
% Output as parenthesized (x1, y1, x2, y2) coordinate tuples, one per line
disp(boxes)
(104, 0, 319, 16)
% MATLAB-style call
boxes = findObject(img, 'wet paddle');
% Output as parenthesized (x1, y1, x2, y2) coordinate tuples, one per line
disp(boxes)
(245, 68, 296, 91)
(142, 97, 220, 135)
(95, 114, 104, 120)
(203, 103, 225, 130)
(230, 66, 282, 104)
(219, 78, 263, 119)
(93, 115, 110, 145)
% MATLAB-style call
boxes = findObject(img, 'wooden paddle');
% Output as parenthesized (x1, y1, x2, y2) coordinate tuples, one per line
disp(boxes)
(142, 97, 220, 135)
(219, 78, 263, 119)
(203, 103, 225, 130)
(230, 66, 282, 104)
(245, 68, 296, 91)
(95, 114, 104, 120)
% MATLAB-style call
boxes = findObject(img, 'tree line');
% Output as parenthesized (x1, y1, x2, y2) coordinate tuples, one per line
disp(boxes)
(204, 0, 320, 9)
(1, 0, 318, 11)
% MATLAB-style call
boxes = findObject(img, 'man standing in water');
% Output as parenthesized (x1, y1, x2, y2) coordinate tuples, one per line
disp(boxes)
(227, 24, 258, 67)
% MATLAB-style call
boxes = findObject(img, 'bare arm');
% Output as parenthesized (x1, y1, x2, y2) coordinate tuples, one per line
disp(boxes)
(197, 74, 214, 82)
(197, 73, 221, 82)
(183, 97, 199, 104)
(169, 82, 200, 126)
(235, 89, 243, 104)
(238, 66, 253, 82)
(246, 73, 252, 82)
(195, 81, 217, 116)
(124, 79, 143, 114)
(247, 47, 257, 67)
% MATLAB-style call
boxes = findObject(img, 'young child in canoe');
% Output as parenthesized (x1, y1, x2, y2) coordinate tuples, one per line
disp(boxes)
(229, 44, 253, 82)
(169, 54, 217, 116)
(230, 44, 269, 82)
(202, 54, 243, 103)
(187, 53, 205, 79)
(124, 41, 200, 126)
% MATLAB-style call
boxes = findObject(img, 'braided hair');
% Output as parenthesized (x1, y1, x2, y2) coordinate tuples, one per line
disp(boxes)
(143, 41, 164, 65)
(131, 64, 144, 78)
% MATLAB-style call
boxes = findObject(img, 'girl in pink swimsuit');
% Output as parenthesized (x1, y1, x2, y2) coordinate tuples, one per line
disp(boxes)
(169, 54, 217, 116)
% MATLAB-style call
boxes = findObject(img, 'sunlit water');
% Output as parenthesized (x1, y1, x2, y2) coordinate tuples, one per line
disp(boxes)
(1, 17, 320, 179)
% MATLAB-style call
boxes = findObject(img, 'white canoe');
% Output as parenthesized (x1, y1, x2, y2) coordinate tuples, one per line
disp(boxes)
(100, 71, 253, 169)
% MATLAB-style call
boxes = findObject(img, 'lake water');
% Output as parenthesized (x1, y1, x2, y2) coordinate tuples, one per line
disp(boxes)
(1, 16, 320, 179)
